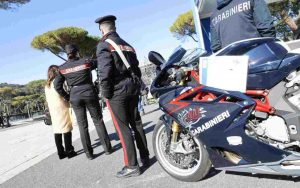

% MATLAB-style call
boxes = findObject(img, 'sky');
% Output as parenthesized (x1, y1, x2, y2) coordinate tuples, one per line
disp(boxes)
(0, 0, 196, 84)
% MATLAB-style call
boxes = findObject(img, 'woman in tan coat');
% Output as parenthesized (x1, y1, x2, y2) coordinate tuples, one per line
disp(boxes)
(45, 65, 77, 159)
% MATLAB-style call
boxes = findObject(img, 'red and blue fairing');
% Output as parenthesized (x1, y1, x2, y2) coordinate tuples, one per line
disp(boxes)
(158, 85, 291, 168)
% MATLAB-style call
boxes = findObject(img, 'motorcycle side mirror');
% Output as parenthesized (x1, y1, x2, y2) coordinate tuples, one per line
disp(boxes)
(148, 51, 166, 66)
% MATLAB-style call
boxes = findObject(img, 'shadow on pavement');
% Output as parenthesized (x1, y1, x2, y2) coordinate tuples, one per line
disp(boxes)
(76, 121, 156, 157)
(226, 171, 300, 182)
(75, 141, 103, 156)
(144, 107, 160, 116)
(203, 168, 222, 180)
(93, 151, 105, 159)
(141, 156, 157, 174)
(144, 122, 155, 134)
(75, 150, 85, 155)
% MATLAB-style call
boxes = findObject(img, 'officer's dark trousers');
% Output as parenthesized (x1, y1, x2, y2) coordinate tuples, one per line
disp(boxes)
(71, 98, 112, 155)
(107, 95, 149, 167)
(54, 132, 74, 156)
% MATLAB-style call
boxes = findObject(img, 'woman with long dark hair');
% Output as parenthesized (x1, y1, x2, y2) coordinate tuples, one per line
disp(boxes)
(45, 65, 76, 159)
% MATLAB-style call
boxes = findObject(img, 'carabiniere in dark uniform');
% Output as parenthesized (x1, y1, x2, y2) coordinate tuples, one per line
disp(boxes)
(54, 44, 112, 160)
(95, 15, 150, 178)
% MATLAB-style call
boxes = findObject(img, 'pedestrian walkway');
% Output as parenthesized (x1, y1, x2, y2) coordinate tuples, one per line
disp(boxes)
(0, 108, 112, 184)
(0, 104, 162, 188)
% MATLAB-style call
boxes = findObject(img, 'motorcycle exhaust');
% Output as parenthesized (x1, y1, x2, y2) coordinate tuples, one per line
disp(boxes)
(223, 150, 242, 164)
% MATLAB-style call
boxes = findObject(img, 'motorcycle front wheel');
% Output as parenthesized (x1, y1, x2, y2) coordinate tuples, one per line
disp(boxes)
(153, 120, 211, 182)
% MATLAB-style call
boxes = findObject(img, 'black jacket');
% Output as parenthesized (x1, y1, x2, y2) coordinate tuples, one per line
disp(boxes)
(54, 58, 97, 101)
(96, 31, 141, 99)
(210, 0, 276, 52)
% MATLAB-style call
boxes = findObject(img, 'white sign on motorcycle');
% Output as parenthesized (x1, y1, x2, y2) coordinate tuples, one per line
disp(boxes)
(199, 56, 249, 93)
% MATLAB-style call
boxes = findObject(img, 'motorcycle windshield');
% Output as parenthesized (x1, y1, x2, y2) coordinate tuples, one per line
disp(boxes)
(161, 47, 204, 70)
(161, 46, 187, 70)
(174, 48, 204, 67)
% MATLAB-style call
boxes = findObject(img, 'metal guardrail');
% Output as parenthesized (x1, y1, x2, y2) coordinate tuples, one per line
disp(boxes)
(9, 111, 44, 122)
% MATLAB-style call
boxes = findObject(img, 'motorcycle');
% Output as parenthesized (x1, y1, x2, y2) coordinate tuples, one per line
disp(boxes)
(149, 37, 300, 182)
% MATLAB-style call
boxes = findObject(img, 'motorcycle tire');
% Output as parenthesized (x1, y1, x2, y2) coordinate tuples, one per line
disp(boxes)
(153, 120, 211, 182)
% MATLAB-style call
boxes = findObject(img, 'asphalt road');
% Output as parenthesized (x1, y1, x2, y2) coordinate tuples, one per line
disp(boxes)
(1, 104, 300, 188)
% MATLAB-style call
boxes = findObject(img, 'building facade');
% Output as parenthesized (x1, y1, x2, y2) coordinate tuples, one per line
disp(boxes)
(140, 63, 157, 86)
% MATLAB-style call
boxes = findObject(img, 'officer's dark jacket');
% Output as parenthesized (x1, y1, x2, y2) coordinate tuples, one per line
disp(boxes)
(96, 31, 141, 98)
(210, 0, 276, 52)
(54, 58, 97, 101)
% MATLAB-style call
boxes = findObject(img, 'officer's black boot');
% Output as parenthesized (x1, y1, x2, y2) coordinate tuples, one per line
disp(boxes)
(116, 166, 141, 178)
(85, 152, 94, 160)
(105, 147, 114, 155)
(140, 155, 150, 168)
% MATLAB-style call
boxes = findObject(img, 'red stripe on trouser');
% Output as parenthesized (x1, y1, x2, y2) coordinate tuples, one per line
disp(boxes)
(106, 100, 129, 166)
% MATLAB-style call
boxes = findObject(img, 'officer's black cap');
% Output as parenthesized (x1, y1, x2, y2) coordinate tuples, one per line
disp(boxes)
(95, 15, 117, 24)
(65, 44, 78, 54)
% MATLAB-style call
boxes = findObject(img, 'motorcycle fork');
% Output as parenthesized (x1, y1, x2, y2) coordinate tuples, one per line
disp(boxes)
(169, 75, 185, 150)
(170, 121, 181, 151)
